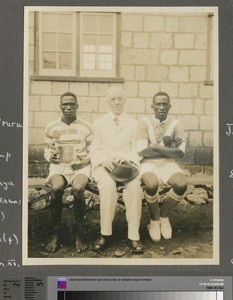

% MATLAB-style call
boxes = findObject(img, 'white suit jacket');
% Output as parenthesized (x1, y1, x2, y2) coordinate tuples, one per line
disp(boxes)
(90, 112, 140, 168)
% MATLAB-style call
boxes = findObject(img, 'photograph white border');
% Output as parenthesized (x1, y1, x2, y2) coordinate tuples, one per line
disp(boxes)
(23, 5, 219, 266)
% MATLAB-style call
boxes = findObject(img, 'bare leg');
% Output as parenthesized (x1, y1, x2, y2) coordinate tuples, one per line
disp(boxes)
(45, 174, 66, 253)
(160, 172, 187, 239)
(142, 172, 160, 221)
(160, 172, 187, 218)
(141, 172, 161, 242)
(72, 174, 89, 253)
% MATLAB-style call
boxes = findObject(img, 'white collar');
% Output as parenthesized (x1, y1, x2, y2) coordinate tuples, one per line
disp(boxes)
(108, 111, 126, 121)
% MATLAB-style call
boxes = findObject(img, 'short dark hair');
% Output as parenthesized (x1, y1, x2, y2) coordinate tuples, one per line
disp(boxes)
(153, 91, 170, 104)
(60, 92, 77, 104)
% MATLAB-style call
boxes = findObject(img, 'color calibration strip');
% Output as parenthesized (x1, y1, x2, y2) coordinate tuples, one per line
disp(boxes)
(57, 291, 224, 300)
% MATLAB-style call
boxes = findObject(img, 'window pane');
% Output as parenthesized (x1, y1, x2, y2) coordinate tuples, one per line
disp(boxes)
(83, 35, 97, 53)
(42, 52, 57, 69)
(80, 12, 116, 77)
(83, 15, 97, 33)
(99, 54, 113, 70)
(58, 14, 73, 32)
(99, 62, 112, 70)
(99, 45, 113, 53)
(58, 52, 72, 69)
(58, 33, 73, 51)
(99, 35, 113, 53)
(42, 33, 57, 51)
(99, 15, 114, 33)
(42, 13, 57, 32)
(83, 54, 95, 70)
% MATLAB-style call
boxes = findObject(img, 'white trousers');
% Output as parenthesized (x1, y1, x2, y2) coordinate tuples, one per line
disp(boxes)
(92, 166, 143, 241)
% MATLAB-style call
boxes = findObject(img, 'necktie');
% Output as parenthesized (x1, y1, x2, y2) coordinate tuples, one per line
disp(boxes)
(114, 117, 119, 126)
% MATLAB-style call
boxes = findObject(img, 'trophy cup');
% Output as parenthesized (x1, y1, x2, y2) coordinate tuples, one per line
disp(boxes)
(56, 141, 78, 174)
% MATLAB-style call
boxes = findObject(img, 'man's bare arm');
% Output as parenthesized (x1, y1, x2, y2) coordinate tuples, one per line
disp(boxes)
(151, 144, 184, 158)
(138, 147, 166, 158)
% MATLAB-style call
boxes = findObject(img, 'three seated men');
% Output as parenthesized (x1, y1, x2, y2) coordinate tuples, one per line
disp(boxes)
(43, 89, 187, 253)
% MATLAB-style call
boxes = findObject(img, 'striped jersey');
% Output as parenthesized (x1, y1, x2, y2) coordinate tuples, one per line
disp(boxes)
(44, 117, 93, 164)
(136, 115, 186, 156)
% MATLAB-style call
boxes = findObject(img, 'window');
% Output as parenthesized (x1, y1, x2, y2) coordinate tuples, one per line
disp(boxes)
(37, 11, 117, 78)
(39, 12, 76, 76)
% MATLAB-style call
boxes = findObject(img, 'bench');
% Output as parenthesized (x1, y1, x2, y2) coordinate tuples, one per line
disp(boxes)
(28, 175, 213, 211)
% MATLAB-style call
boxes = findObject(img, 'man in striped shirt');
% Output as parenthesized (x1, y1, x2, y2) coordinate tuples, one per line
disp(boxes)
(44, 92, 93, 253)
(137, 91, 187, 243)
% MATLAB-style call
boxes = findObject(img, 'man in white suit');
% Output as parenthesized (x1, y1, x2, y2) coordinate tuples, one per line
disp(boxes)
(90, 86, 144, 254)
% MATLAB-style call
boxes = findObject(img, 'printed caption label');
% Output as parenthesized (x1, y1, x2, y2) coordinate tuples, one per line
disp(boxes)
(3, 278, 22, 300)
(25, 277, 45, 300)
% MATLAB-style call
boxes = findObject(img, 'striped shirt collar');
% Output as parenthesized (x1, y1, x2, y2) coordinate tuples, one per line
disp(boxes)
(153, 115, 169, 125)
(60, 116, 77, 125)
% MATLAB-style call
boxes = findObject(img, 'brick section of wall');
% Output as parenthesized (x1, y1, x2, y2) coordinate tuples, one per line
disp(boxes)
(28, 145, 213, 178)
(28, 12, 214, 171)
(179, 17, 207, 33)
(175, 34, 195, 49)
(144, 16, 165, 32)
(165, 16, 179, 32)
(31, 81, 52, 95)
(161, 50, 178, 65)
(169, 67, 189, 82)
(121, 15, 143, 31)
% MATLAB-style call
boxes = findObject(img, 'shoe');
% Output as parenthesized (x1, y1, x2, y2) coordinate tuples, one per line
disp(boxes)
(148, 219, 161, 242)
(129, 240, 144, 254)
(160, 217, 172, 239)
(93, 235, 111, 252)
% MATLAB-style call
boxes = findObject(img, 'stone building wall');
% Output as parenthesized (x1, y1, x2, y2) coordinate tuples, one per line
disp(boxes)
(28, 11, 215, 177)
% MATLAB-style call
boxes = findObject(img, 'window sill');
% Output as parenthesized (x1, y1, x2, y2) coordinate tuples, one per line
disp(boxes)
(30, 75, 124, 83)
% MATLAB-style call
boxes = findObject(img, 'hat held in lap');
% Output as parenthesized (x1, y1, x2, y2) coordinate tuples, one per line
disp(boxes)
(105, 161, 139, 182)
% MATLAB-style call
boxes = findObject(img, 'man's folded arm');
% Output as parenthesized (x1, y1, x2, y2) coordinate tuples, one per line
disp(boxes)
(150, 144, 185, 159)
(136, 139, 166, 158)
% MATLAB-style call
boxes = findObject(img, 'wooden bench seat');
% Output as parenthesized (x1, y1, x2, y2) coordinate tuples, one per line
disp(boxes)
(28, 175, 213, 210)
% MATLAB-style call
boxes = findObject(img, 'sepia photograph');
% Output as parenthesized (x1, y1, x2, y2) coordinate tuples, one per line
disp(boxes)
(23, 6, 218, 265)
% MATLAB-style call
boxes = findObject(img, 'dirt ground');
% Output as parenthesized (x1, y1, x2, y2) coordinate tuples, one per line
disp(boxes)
(28, 198, 213, 260)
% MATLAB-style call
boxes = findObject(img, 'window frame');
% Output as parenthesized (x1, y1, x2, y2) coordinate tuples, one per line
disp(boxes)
(38, 11, 77, 76)
(35, 11, 120, 80)
(79, 12, 117, 78)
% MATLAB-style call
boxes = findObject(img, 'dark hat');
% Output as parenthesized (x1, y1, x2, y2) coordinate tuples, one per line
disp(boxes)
(106, 161, 139, 182)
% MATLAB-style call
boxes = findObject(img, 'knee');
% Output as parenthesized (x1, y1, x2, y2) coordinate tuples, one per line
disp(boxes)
(99, 175, 116, 191)
(72, 184, 85, 195)
(72, 178, 87, 193)
(142, 172, 159, 195)
(49, 176, 65, 193)
(52, 185, 64, 194)
(72, 174, 89, 195)
(170, 173, 187, 195)
(126, 178, 142, 192)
